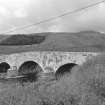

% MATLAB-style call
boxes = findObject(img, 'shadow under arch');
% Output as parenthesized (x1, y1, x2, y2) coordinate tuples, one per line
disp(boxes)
(18, 61, 43, 83)
(0, 62, 10, 73)
(55, 63, 78, 80)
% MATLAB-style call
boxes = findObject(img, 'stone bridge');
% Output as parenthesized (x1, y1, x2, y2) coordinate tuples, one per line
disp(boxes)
(0, 51, 100, 76)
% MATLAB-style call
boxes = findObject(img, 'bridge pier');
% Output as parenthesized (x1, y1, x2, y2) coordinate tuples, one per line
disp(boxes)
(7, 66, 18, 77)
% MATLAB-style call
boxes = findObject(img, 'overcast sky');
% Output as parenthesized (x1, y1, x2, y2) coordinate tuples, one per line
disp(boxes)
(0, 0, 105, 34)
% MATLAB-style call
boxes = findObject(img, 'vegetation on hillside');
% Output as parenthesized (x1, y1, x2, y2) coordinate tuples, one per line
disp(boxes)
(0, 31, 105, 53)
(0, 34, 46, 45)
(0, 31, 105, 54)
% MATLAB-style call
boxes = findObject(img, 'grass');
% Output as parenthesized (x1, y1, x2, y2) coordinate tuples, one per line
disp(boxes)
(1, 31, 105, 54)
(0, 54, 105, 104)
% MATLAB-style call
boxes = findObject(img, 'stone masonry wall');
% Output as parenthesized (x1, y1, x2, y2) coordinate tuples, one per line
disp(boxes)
(0, 51, 100, 73)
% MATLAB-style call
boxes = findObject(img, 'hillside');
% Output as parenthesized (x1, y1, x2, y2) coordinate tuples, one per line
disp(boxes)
(0, 31, 105, 54)
(0, 34, 46, 45)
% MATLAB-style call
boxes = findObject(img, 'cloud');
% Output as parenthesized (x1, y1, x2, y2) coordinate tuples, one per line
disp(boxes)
(14, 8, 28, 18)
(1, 0, 105, 33)
(0, 0, 30, 18)
(45, 1, 105, 33)
(48, 25, 63, 32)
(72, 2, 105, 32)
(0, 6, 11, 17)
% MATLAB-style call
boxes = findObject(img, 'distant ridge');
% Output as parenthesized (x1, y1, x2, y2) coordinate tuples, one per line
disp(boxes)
(0, 31, 105, 54)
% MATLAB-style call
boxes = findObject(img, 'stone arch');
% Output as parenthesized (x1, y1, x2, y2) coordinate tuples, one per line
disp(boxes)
(0, 62, 10, 73)
(55, 63, 78, 79)
(18, 61, 43, 82)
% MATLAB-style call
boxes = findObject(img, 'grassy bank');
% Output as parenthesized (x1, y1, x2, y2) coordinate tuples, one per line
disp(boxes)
(0, 54, 105, 105)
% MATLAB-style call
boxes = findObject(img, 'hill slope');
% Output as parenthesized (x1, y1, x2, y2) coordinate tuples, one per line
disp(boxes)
(0, 31, 105, 54)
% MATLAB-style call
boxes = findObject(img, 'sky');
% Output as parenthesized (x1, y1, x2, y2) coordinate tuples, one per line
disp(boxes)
(0, 0, 105, 34)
